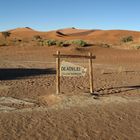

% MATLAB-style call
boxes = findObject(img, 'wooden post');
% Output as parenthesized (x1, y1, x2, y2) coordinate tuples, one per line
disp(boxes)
(89, 52, 94, 93)
(56, 51, 60, 94)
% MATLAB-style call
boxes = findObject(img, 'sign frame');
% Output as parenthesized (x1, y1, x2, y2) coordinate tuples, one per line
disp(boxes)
(54, 51, 96, 94)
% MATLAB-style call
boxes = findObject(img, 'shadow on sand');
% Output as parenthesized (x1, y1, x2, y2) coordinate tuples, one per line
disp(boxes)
(0, 68, 56, 80)
(93, 85, 140, 96)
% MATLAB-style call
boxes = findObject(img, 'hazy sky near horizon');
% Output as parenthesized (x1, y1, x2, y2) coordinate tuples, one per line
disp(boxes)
(0, 0, 140, 31)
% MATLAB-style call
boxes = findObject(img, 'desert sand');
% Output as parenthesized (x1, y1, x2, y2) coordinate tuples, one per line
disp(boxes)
(0, 27, 140, 140)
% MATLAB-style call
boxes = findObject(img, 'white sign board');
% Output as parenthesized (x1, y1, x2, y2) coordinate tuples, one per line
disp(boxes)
(60, 61, 87, 76)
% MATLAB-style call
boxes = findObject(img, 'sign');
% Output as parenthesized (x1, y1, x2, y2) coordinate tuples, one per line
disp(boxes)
(60, 61, 87, 76)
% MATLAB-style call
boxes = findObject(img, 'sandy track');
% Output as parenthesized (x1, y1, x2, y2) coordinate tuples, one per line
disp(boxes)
(0, 95, 140, 140)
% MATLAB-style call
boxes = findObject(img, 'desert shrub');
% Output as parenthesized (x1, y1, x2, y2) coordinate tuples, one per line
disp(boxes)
(39, 40, 47, 46)
(33, 35, 42, 41)
(121, 36, 133, 43)
(55, 40, 70, 47)
(1, 31, 11, 40)
(46, 39, 56, 46)
(71, 40, 87, 47)
(38, 39, 56, 46)
(38, 41, 43, 46)
(38, 39, 88, 47)
(56, 40, 64, 47)
(0, 42, 7, 46)
(133, 45, 140, 50)
(0, 39, 8, 46)
(63, 40, 71, 47)
(100, 43, 110, 48)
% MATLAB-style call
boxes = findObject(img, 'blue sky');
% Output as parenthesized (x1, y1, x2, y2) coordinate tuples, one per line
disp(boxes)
(0, 0, 140, 31)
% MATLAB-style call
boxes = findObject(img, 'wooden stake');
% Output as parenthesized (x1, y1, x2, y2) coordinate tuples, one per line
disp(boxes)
(56, 51, 60, 94)
(89, 52, 94, 93)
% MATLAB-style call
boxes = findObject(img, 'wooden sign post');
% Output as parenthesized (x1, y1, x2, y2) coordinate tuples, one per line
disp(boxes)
(89, 52, 94, 93)
(56, 51, 60, 94)
(54, 51, 96, 94)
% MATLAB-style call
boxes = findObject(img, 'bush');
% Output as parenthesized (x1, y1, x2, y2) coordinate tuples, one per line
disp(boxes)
(0, 40, 8, 46)
(46, 40, 56, 46)
(100, 43, 110, 48)
(1, 31, 11, 40)
(38, 39, 88, 47)
(33, 35, 42, 41)
(0, 43, 7, 46)
(38, 41, 44, 46)
(121, 36, 133, 43)
(62, 40, 71, 47)
(39, 39, 56, 46)
(43, 40, 48, 46)
(56, 41, 64, 47)
(72, 40, 87, 47)
(133, 45, 140, 50)
(54, 40, 70, 47)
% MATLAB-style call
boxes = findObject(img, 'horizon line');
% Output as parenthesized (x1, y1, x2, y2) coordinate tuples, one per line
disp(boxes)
(1, 26, 140, 32)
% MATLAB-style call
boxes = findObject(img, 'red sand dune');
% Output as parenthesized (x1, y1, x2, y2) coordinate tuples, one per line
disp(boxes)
(1, 27, 140, 49)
